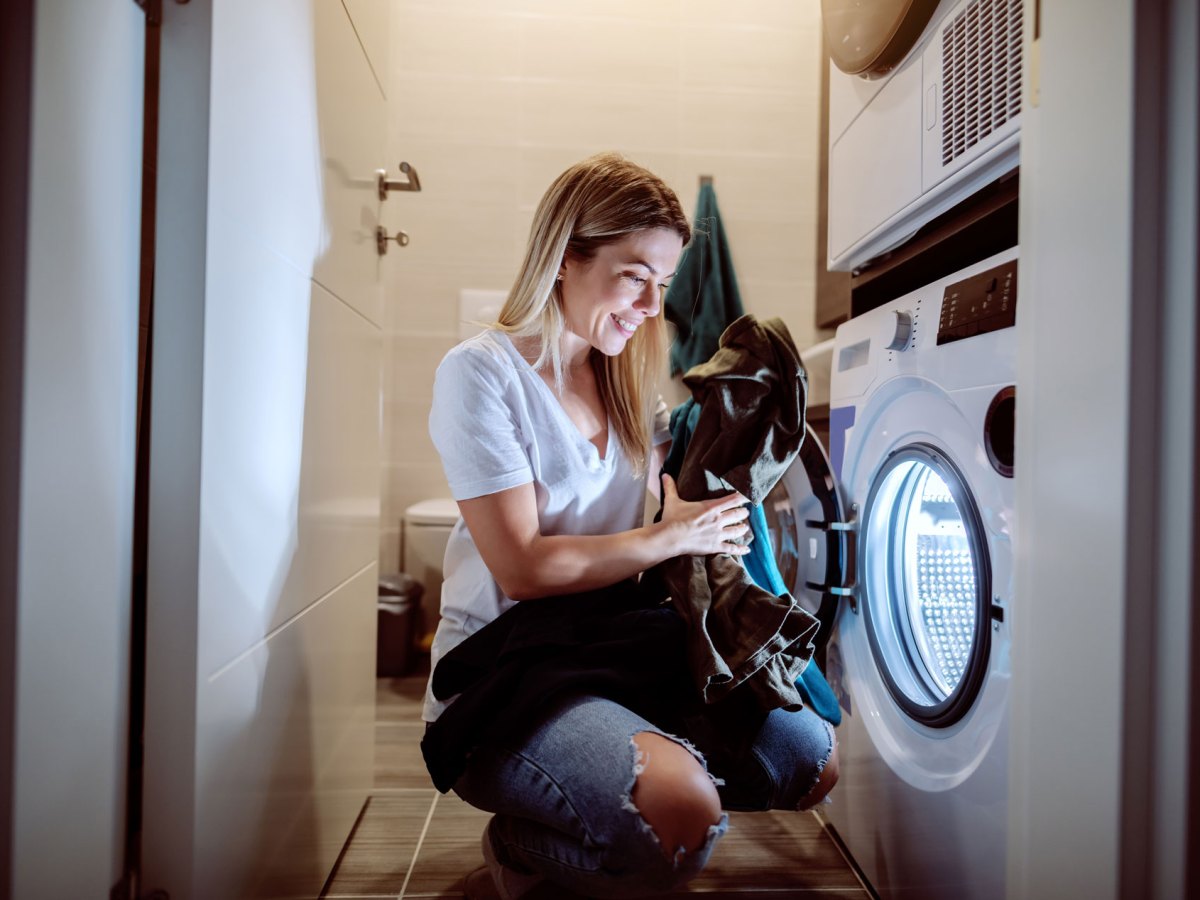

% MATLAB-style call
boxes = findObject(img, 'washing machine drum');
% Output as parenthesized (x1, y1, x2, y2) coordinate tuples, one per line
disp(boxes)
(857, 444, 994, 727)
(822, 0, 942, 77)
(762, 424, 851, 655)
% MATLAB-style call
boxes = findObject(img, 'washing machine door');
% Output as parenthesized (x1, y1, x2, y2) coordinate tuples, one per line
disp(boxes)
(762, 424, 852, 653)
(857, 442, 993, 727)
(822, 0, 942, 77)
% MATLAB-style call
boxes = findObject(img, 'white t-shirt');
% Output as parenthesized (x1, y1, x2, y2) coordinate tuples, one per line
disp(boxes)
(422, 329, 672, 722)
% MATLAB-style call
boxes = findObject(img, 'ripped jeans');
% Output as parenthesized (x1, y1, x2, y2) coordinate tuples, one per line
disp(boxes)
(452, 694, 835, 898)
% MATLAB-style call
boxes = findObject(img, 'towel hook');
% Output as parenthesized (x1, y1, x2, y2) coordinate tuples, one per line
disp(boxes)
(699, 174, 714, 187)
(378, 161, 422, 199)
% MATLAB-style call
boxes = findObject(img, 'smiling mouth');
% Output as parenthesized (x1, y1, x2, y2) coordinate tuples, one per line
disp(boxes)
(612, 314, 639, 335)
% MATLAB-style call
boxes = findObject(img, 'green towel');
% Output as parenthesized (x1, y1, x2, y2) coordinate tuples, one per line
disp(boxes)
(664, 183, 745, 376)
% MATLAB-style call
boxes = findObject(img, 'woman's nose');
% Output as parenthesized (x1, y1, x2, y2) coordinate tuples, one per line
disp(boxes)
(636, 281, 662, 317)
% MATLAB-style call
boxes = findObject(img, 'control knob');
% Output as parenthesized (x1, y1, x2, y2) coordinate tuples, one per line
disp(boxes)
(886, 310, 913, 351)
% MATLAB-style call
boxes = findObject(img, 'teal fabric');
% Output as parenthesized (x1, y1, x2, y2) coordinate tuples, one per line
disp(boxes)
(742, 505, 842, 727)
(664, 184, 745, 376)
(663, 398, 841, 726)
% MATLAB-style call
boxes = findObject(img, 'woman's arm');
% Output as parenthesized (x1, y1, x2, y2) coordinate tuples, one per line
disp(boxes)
(646, 441, 668, 498)
(457, 475, 750, 601)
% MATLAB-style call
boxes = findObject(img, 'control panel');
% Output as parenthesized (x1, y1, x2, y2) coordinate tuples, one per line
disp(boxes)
(937, 259, 1017, 345)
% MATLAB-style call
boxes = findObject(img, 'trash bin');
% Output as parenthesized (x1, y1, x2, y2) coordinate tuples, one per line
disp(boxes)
(377, 573, 424, 677)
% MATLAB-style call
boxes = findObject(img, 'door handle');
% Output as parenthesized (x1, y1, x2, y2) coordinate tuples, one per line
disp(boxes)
(377, 161, 422, 199)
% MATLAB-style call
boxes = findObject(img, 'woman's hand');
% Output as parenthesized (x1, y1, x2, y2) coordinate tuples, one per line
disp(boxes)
(658, 473, 752, 557)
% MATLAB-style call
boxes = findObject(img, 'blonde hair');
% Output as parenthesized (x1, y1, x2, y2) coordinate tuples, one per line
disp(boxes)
(495, 153, 690, 476)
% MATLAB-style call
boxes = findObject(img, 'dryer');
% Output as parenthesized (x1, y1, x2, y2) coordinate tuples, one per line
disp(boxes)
(824, 0, 1024, 272)
(765, 247, 1018, 898)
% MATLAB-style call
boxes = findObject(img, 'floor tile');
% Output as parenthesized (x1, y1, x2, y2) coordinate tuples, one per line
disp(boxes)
(376, 669, 429, 724)
(680, 810, 865, 895)
(323, 792, 435, 897)
(352, 676, 867, 899)
(376, 722, 436, 790)
(401, 792, 492, 896)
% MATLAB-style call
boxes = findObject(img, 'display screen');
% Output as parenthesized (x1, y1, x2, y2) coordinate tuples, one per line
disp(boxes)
(937, 259, 1018, 345)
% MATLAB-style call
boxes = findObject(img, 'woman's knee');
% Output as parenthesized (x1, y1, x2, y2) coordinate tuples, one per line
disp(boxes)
(629, 731, 722, 858)
(798, 730, 840, 809)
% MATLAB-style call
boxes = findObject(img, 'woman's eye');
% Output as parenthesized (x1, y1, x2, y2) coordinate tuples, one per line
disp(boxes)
(624, 274, 646, 286)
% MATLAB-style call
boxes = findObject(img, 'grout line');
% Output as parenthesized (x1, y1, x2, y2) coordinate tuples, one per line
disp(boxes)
(809, 809, 878, 899)
(337, 0, 387, 100)
(207, 559, 376, 682)
(398, 790, 440, 899)
(319, 795, 373, 898)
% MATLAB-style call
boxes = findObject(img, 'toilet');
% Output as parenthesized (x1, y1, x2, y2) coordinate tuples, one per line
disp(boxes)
(402, 498, 460, 651)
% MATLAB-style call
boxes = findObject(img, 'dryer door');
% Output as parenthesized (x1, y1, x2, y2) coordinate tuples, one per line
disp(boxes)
(822, 0, 942, 77)
(857, 442, 994, 727)
(763, 424, 851, 653)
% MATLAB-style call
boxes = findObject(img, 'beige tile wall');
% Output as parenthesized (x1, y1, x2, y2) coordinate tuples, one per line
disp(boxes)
(379, 0, 830, 572)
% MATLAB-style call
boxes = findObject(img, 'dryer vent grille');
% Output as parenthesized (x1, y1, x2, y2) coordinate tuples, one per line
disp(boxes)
(941, 0, 1023, 167)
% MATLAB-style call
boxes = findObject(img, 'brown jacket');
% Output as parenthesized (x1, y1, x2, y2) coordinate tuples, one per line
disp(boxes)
(653, 314, 818, 711)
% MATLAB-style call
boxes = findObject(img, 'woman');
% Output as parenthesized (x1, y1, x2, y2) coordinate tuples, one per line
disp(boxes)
(424, 153, 838, 899)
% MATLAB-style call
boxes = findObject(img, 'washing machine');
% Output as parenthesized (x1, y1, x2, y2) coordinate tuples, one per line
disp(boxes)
(765, 246, 1017, 898)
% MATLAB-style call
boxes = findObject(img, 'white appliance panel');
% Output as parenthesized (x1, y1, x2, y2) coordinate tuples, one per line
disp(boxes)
(823, 247, 1017, 899)
(826, 0, 1023, 271)
(828, 62, 924, 263)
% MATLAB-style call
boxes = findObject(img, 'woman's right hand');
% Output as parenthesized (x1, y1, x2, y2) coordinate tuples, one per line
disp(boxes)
(658, 473, 752, 557)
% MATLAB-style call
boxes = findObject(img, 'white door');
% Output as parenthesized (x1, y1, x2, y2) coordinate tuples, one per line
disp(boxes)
(142, 2, 391, 897)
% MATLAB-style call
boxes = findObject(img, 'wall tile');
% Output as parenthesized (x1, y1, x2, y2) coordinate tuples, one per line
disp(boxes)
(379, 527, 401, 575)
(517, 146, 683, 210)
(519, 17, 680, 87)
(385, 262, 515, 336)
(381, 398, 441, 467)
(677, 152, 816, 222)
(393, 6, 522, 79)
(519, 81, 680, 155)
(510, 0, 684, 23)
(383, 463, 453, 530)
(739, 276, 823, 351)
(386, 333, 458, 401)
(679, 88, 815, 157)
(681, 24, 814, 92)
(391, 77, 522, 145)
(722, 217, 815, 281)
(384, 0, 825, 532)
(682, 0, 818, 31)
(393, 197, 522, 269)
(386, 137, 520, 209)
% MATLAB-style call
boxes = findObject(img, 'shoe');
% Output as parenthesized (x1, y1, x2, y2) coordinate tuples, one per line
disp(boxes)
(464, 865, 502, 900)
(478, 820, 546, 900)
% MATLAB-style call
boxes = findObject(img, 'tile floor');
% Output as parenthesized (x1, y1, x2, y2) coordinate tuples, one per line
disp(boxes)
(322, 665, 868, 899)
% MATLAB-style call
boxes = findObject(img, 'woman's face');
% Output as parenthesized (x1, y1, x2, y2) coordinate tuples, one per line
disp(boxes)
(558, 227, 684, 360)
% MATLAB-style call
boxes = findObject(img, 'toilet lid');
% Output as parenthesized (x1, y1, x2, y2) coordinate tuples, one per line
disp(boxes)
(405, 498, 460, 526)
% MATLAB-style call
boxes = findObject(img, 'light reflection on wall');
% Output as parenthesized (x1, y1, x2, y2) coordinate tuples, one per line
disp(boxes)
(199, 0, 323, 697)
